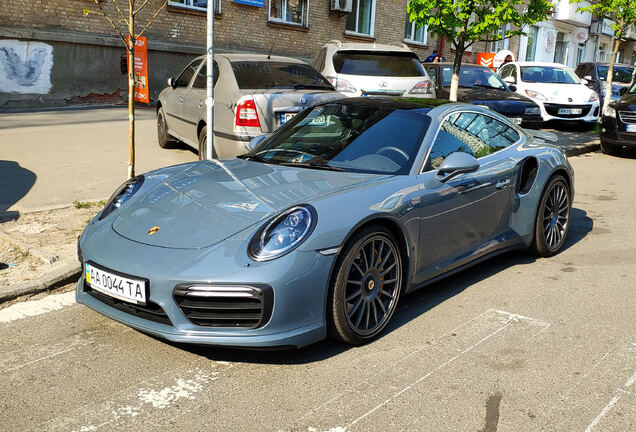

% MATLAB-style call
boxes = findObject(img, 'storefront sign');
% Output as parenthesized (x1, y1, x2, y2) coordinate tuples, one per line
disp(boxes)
(493, 50, 516, 69)
(233, 0, 264, 6)
(477, 52, 496, 71)
(574, 29, 588, 44)
(602, 18, 616, 36)
(545, 31, 556, 53)
(126, 36, 149, 105)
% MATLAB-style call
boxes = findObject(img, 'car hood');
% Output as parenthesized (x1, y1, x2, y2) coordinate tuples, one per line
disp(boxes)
(112, 159, 385, 249)
(523, 82, 594, 104)
(616, 92, 636, 110)
(458, 87, 537, 115)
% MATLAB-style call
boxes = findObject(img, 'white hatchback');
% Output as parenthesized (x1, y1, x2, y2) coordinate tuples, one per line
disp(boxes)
(312, 40, 434, 99)
(498, 62, 599, 122)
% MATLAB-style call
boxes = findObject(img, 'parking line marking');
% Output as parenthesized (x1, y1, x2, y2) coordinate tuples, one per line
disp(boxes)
(583, 369, 636, 432)
(0, 291, 76, 324)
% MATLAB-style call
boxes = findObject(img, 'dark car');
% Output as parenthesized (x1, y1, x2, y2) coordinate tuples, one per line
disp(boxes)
(423, 63, 542, 129)
(599, 81, 636, 154)
(574, 62, 635, 107)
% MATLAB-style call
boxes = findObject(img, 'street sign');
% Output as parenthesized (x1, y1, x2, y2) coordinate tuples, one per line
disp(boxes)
(126, 36, 149, 105)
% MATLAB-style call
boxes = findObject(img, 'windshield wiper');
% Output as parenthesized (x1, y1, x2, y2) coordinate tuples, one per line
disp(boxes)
(293, 83, 334, 90)
(237, 154, 268, 163)
(278, 161, 345, 171)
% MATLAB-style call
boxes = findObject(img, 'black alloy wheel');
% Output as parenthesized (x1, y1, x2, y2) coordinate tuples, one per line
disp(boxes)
(532, 175, 571, 256)
(328, 226, 403, 345)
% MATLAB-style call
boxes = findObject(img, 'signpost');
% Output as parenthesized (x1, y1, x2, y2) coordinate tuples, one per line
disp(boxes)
(206, 0, 215, 159)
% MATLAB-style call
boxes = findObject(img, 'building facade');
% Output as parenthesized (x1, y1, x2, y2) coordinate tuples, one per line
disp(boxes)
(1, 0, 486, 109)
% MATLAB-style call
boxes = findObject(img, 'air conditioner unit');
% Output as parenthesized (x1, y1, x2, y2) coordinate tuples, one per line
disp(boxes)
(331, 0, 353, 13)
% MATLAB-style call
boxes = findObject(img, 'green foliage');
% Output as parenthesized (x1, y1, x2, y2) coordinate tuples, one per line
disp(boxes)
(73, 200, 105, 209)
(406, 0, 554, 49)
(573, 0, 636, 35)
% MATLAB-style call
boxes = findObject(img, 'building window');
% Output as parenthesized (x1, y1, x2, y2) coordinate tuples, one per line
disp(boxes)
(525, 26, 538, 61)
(169, 0, 221, 12)
(490, 24, 510, 53)
(346, 0, 375, 37)
(404, 16, 427, 45)
(269, 0, 309, 27)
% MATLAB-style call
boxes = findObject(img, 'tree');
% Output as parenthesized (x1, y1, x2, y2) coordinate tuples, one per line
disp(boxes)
(573, 0, 636, 114)
(83, 0, 169, 179)
(406, 0, 553, 101)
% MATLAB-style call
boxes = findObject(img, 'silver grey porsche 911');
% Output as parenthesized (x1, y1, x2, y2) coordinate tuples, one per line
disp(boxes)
(76, 97, 574, 348)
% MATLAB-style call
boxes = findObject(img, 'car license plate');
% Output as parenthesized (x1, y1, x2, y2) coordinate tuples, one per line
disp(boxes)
(627, 124, 636, 133)
(280, 113, 296, 124)
(558, 108, 583, 115)
(85, 262, 147, 305)
(511, 117, 522, 125)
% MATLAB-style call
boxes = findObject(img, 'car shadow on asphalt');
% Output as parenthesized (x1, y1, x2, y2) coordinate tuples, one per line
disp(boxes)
(173, 207, 593, 364)
(0, 161, 36, 223)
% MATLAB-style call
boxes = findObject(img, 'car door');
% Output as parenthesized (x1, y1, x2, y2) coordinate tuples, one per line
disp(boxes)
(414, 111, 519, 277)
(166, 59, 202, 138)
(181, 59, 220, 144)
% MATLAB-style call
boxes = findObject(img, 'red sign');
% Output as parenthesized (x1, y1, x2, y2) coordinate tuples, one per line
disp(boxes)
(126, 36, 149, 105)
(477, 53, 496, 71)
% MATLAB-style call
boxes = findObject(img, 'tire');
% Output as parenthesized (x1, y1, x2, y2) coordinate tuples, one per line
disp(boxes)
(157, 107, 177, 149)
(327, 225, 403, 345)
(531, 175, 571, 257)
(600, 139, 620, 156)
(198, 126, 217, 160)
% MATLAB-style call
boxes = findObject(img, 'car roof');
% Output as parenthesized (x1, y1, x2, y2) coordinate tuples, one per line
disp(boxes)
(194, 53, 306, 64)
(512, 61, 573, 67)
(325, 40, 414, 53)
(585, 62, 633, 67)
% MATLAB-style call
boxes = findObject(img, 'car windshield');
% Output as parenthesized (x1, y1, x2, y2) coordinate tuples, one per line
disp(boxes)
(230, 61, 334, 90)
(520, 66, 580, 84)
(332, 51, 426, 77)
(597, 66, 635, 83)
(440, 66, 507, 89)
(245, 103, 431, 175)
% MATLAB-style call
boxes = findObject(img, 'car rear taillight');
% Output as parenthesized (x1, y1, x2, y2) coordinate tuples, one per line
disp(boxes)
(409, 81, 434, 95)
(236, 98, 260, 128)
(325, 76, 357, 93)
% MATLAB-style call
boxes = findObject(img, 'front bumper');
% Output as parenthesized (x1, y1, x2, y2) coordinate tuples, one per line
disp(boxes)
(537, 101, 600, 122)
(600, 115, 636, 148)
(76, 223, 336, 348)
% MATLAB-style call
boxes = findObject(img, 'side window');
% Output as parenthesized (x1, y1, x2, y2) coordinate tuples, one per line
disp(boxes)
(312, 48, 327, 72)
(499, 65, 511, 79)
(427, 112, 520, 170)
(425, 67, 437, 85)
(192, 60, 220, 89)
(176, 59, 202, 88)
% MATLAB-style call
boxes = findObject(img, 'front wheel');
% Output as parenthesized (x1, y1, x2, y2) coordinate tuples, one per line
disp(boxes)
(157, 107, 177, 149)
(600, 139, 621, 156)
(328, 226, 403, 345)
(531, 175, 571, 257)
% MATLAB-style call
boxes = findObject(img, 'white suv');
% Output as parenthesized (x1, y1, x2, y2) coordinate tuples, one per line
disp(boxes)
(498, 61, 599, 123)
(312, 40, 434, 98)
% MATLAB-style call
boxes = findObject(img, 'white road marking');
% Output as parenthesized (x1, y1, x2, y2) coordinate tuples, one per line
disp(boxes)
(584, 368, 636, 432)
(138, 371, 216, 409)
(0, 291, 75, 323)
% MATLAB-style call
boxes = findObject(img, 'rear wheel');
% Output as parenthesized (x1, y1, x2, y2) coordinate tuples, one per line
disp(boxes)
(531, 175, 571, 257)
(328, 225, 403, 345)
(198, 126, 217, 160)
(157, 107, 177, 149)
(600, 139, 621, 155)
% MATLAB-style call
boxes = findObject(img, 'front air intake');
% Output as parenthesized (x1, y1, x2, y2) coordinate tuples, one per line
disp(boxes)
(173, 284, 273, 329)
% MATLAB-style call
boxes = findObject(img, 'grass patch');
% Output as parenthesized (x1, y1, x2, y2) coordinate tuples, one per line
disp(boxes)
(74, 199, 107, 209)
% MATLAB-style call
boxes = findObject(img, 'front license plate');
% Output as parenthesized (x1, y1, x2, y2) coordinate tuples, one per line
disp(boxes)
(85, 262, 147, 305)
(280, 113, 296, 124)
(558, 108, 583, 115)
(511, 117, 523, 125)
(626, 124, 636, 133)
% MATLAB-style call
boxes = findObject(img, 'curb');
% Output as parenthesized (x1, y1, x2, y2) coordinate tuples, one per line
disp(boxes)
(563, 144, 600, 157)
(0, 262, 81, 303)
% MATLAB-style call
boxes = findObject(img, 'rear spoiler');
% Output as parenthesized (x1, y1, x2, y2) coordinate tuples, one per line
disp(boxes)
(525, 129, 558, 144)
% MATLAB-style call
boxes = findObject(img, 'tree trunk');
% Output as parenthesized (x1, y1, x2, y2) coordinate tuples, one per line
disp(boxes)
(603, 27, 622, 115)
(127, 10, 135, 179)
(449, 35, 465, 102)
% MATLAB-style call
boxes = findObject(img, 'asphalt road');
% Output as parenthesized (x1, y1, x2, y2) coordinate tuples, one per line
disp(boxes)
(1, 151, 635, 432)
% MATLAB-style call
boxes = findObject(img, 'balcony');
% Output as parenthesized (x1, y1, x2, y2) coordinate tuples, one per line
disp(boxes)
(553, 0, 592, 27)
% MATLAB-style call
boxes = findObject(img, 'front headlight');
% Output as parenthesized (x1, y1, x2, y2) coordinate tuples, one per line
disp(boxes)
(524, 106, 540, 115)
(588, 92, 599, 102)
(249, 205, 316, 261)
(98, 175, 144, 220)
(525, 90, 548, 101)
(603, 105, 616, 118)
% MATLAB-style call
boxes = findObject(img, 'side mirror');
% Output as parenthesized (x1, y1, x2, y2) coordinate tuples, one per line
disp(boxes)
(580, 78, 588, 85)
(168, 77, 177, 89)
(619, 87, 628, 96)
(503, 76, 516, 84)
(584, 75, 593, 81)
(435, 152, 479, 183)
(509, 84, 517, 92)
(248, 133, 269, 150)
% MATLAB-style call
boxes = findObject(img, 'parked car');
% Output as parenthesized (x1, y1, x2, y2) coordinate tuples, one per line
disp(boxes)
(498, 62, 599, 123)
(312, 40, 434, 98)
(77, 97, 574, 348)
(574, 62, 635, 106)
(156, 54, 343, 158)
(423, 63, 542, 128)
(599, 81, 636, 154)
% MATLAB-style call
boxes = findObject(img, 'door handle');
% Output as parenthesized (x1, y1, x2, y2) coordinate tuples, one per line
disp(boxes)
(178, 97, 184, 103)
(198, 100, 204, 108)
(496, 178, 511, 189)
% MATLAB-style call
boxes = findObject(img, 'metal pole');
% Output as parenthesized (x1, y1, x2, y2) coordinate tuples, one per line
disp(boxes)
(593, 18, 603, 63)
(205, 0, 214, 159)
